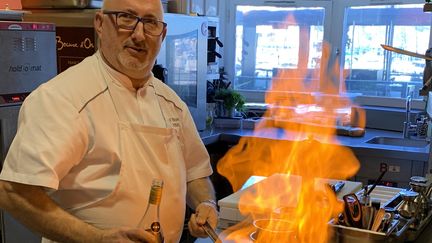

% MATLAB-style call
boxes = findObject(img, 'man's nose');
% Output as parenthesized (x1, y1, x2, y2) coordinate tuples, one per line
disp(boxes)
(131, 21, 146, 40)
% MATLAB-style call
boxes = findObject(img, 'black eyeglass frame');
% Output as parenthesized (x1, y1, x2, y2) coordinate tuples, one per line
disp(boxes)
(102, 10, 167, 36)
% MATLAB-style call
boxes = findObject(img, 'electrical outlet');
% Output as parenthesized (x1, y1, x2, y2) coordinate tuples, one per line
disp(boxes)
(388, 165, 400, 173)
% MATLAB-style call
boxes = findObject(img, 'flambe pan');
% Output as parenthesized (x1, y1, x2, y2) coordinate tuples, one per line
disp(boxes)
(381, 44, 432, 61)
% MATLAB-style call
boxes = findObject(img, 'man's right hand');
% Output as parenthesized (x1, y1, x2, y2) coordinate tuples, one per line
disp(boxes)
(0, 181, 157, 243)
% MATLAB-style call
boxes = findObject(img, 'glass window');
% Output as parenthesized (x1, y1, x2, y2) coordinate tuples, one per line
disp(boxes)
(342, 4, 432, 99)
(166, 31, 198, 107)
(234, 6, 325, 92)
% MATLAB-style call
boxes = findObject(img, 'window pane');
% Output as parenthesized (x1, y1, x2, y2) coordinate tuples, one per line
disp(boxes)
(234, 6, 325, 91)
(343, 4, 432, 99)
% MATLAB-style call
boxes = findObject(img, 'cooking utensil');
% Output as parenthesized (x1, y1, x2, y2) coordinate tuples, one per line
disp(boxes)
(361, 206, 375, 230)
(381, 44, 432, 61)
(371, 208, 386, 232)
(202, 221, 220, 242)
(215, 37, 224, 47)
(343, 193, 363, 228)
(366, 170, 387, 196)
(396, 190, 420, 219)
(358, 185, 370, 206)
(379, 212, 393, 232)
(331, 181, 345, 193)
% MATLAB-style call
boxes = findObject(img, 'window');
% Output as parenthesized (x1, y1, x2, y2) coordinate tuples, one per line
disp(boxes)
(225, 0, 431, 108)
(232, 5, 326, 92)
(342, 4, 432, 100)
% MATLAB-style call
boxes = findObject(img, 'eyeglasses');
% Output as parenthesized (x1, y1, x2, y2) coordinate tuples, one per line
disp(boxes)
(103, 10, 167, 36)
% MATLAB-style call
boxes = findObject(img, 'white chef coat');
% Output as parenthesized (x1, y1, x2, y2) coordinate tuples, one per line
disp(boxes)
(0, 51, 212, 242)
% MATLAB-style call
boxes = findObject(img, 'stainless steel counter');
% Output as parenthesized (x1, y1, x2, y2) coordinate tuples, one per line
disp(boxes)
(195, 225, 432, 243)
(200, 127, 430, 161)
(199, 127, 432, 242)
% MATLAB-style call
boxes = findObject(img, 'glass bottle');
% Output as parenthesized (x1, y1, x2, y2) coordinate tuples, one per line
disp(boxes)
(138, 179, 164, 243)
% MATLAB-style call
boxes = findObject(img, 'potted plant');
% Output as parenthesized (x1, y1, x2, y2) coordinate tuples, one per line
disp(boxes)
(214, 88, 246, 118)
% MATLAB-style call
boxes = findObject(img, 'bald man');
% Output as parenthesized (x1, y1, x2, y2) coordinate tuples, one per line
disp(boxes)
(0, 0, 217, 242)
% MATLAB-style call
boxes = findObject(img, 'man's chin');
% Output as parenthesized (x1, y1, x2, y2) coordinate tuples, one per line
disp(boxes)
(120, 61, 146, 72)
(119, 56, 152, 75)
(124, 67, 152, 79)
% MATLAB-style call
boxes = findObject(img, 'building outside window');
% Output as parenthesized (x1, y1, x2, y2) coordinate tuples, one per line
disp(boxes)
(342, 4, 431, 99)
(225, 0, 432, 107)
(233, 5, 325, 92)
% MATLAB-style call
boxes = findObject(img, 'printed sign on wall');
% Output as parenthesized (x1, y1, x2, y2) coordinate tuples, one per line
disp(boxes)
(56, 26, 96, 73)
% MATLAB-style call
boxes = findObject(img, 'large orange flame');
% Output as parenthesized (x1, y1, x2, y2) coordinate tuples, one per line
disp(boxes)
(217, 32, 364, 242)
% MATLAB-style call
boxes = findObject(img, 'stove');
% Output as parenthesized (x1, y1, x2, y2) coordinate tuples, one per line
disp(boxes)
(217, 174, 363, 229)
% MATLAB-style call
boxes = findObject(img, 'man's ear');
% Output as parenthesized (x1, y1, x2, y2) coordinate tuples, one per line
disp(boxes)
(94, 11, 104, 39)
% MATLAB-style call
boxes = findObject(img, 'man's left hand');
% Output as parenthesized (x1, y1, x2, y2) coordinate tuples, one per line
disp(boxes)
(188, 201, 218, 238)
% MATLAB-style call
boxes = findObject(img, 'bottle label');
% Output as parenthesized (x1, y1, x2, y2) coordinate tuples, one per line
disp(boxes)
(149, 186, 162, 204)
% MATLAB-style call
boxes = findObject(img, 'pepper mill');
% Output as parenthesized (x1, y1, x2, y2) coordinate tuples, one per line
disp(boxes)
(410, 182, 429, 221)
(397, 190, 419, 220)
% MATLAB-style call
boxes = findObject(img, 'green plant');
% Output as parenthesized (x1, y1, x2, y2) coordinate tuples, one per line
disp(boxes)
(214, 89, 246, 112)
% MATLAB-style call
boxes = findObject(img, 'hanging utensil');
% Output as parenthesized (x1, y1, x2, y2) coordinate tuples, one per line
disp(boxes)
(381, 44, 432, 61)
(215, 37, 224, 47)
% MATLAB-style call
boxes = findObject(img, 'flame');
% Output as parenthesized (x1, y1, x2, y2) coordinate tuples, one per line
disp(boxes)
(216, 20, 364, 243)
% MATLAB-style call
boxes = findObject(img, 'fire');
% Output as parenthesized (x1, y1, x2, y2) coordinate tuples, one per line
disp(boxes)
(216, 24, 364, 242)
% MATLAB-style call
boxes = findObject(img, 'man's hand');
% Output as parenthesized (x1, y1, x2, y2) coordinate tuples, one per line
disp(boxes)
(99, 227, 157, 243)
(188, 201, 218, 238)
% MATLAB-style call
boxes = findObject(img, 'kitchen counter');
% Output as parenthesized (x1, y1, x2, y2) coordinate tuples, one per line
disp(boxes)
(198, 126, 432, 242)
(200, 127, 430, 161)
(195, 224, 432, 243)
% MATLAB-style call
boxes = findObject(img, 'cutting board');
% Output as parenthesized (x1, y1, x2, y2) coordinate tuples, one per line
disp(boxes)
(218, 174, 363, 222)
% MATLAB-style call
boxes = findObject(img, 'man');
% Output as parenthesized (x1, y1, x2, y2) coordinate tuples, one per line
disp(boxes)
(0, 0, 218, 242)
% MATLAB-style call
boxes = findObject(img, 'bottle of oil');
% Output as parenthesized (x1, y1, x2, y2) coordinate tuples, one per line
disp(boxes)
(138, 179, 164, 243)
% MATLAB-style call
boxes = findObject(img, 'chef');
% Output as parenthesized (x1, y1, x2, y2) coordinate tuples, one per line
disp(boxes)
(0, 0, 218, 242)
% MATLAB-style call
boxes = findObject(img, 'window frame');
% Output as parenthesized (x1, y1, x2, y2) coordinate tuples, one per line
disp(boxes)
(332, 0, 430, 109)
(223, 0, 430, 110)
(224, 0, 333, 101)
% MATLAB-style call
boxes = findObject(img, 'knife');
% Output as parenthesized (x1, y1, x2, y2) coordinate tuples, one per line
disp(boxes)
(381, 44, 432, 61)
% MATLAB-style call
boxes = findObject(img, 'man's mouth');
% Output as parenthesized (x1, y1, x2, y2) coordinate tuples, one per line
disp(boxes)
(126, 46, 145, 53)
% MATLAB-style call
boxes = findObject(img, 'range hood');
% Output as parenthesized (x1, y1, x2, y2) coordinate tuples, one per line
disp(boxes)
(21, 0, 102, 9)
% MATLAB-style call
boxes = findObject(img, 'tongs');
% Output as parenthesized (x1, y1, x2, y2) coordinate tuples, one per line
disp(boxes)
(202, 221, 220, 243)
